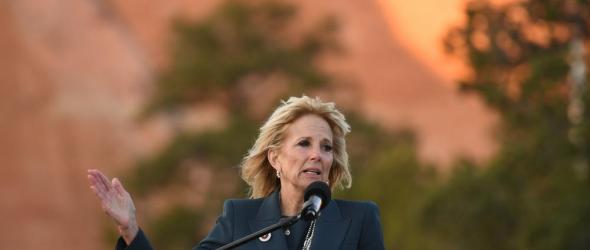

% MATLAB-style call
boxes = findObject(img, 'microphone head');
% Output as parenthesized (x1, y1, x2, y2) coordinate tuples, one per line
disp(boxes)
(304, 181, 331, 209)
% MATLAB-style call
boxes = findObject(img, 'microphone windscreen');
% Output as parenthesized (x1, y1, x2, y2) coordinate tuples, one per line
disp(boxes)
(304, 181, 331, 209)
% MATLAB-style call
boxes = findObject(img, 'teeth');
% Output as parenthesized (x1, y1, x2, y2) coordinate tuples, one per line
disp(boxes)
(303, 170, 320, 175)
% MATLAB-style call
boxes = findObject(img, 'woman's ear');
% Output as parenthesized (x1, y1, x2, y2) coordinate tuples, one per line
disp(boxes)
(268, 148, 280, 171)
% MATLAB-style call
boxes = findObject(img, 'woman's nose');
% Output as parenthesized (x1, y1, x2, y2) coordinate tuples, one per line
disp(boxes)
(308, 145, 322, 161)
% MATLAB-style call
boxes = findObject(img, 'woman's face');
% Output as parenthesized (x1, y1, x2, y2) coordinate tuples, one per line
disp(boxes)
(269, 114, 334, 193)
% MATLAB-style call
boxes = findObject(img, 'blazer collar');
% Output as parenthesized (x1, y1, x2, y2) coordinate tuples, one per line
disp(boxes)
(255, 189, 282, 220)
(249, 190, 287, 249)
(311, 199, 351, 249)
(249, 190, 351, 249)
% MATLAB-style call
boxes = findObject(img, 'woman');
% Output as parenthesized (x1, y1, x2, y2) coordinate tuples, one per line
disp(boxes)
(88, 96, 385, 249)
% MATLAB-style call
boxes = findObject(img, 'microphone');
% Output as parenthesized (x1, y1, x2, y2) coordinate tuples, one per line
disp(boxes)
(301, 181, 331, 221)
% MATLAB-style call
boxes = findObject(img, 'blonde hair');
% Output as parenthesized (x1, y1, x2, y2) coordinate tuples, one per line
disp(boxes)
(240, 95, 352, 198)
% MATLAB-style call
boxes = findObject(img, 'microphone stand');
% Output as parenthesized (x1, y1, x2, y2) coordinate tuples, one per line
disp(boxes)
(216, 215, 301, 250)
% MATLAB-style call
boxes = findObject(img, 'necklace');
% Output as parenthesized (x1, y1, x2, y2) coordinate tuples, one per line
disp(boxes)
(302, 219, 317, 250)
(277, 190, 316, 248)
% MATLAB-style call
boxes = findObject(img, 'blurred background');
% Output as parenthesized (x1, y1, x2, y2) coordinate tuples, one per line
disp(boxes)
(1, 0, 589, 249)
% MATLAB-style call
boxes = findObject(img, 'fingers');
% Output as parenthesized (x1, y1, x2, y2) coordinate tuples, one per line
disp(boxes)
(112, 178, 128, 197)
(88, 172, 104, 194)
(88, 173, 107, 197)
(88, 169, 118, 202)
(89, 184, 108, 202)
(93, 169, 113, 192)
(87, 171, 107, 196)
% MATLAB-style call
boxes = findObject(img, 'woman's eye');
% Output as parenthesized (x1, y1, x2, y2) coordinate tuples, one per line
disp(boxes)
(297, 140, 310, 147)
(322, 145, 333, 152)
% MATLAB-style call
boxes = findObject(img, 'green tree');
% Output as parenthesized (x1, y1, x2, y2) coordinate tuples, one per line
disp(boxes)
(127, 1, 338, 249)
(419, 1, 590, 250)
(117, 1, 427, 250)
(338, 114, 437, 249)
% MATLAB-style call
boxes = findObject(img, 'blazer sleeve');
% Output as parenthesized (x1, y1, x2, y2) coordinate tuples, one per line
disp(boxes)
(114, 229, 154, 250)
(193, 200, 235, 250)
(358, 202, 385, 250)
(113, 200, 236, 250)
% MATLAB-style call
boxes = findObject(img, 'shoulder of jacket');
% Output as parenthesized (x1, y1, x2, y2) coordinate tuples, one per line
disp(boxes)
(224, 197, 265, 210)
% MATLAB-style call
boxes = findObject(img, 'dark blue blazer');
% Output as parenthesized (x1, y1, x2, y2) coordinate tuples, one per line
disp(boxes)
(117, 191, 385, 250)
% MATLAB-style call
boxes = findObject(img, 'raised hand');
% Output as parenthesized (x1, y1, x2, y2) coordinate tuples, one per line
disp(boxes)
(87, 169, 138, 244)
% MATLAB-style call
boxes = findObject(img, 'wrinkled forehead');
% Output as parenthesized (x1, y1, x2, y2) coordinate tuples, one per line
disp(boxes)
(282, 114, 333, 141)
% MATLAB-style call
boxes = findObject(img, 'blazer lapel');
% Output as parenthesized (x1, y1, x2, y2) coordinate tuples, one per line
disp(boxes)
(248, 190, 288, 250)
(310, 200, 351, 250)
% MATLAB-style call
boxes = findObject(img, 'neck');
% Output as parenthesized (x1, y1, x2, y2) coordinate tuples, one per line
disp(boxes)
(279, 185, 304, 216)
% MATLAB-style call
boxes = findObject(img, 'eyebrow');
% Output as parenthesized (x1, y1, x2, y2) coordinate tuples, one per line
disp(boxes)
(296, 136, 332, 144)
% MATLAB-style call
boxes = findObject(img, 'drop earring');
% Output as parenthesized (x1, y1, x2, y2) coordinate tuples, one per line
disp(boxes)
(276, 170, 281, 178)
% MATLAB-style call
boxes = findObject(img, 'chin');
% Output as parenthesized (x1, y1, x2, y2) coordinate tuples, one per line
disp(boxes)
(301, 177, 325, 186)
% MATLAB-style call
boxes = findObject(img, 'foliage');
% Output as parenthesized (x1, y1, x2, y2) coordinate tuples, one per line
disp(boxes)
(142, 0, 338, 115)
(419, 0, 590, 249)
(117, 0, 590, 250)
(149, 207, 204, 250)
(338, 114, 437, 249)
(120, 1, 423, 250)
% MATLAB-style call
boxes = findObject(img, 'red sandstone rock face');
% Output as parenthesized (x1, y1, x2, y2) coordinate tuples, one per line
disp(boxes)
(283, 0, 496, 164)
(0, 0, 151, 249)
(0, 0, 495, 249)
